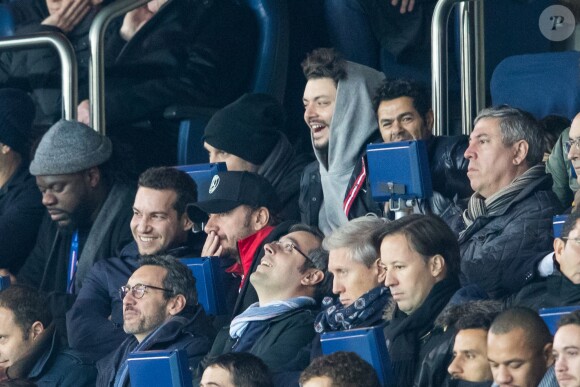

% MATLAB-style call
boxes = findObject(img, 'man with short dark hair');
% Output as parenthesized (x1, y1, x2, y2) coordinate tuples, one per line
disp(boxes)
(487, 307, 554, 387)
(203, 93, 310, 221)
(378, 214, 463, 386)
(193, 171, 296, 316)
(438, 300, 503, 385)
(300, 47, 385, 235)
(200, 352, 273, 387)
(0, 89, 44, 272)
(299, 351, 381, 387)
(97, 254, 215, 386)
(202, 224, 330, 374)
(553, 310, 580, 387)
(67, 166, 203, 361)
(0, 285, 96, 385)
(451, 105, 561, 298)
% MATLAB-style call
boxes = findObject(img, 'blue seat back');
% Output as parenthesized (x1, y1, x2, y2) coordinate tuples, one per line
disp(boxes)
(553, 214, 568, 238)
(0, 275, 9, 291)
(176, 0, 289, 166)
(491, 51, 580, 120)
(127, 349, 192, 387)
(0, 5, 14, 37)
(180, 257, 227, 316)
(321, 324, 394, 387)
(175, 163, 226, 202)
(539, 305, 580, 335)
(366, 140, 433, 202)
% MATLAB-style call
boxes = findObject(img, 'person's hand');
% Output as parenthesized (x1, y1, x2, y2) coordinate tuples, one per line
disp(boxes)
(201, 230, 223, 257)
(77, 99, 90, 125)
(120, 5, 154, 41)
(391, 0, 415, 14)
(41, 0, 92, 33)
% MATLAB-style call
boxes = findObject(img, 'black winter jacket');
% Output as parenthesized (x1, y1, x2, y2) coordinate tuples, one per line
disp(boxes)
(450, 173, 562, 299)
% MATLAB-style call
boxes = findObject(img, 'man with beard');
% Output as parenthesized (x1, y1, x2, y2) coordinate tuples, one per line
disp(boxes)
(1, 120, 134, 323)
(97, 254, 214, 386)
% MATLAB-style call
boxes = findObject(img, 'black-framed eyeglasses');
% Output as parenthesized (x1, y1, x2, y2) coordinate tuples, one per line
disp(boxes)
(119, 283, 173, 300)
(561, 237, 580, 246)
(565, 138, 580, 154)
(272, 240, 316, 267)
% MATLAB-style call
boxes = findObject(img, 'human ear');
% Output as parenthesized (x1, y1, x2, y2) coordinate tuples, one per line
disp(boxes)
(429, 254, 445, 278)
(166, 294, 186, 316)
(252, 207, 270, 230)
(512, 140, 529, 166)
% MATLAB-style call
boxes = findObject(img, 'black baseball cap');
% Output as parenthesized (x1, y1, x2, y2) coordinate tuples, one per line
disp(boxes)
(189, 171, 281, 215)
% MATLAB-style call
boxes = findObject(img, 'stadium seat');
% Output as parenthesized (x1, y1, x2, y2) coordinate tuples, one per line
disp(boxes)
(553, 214, 568, 239)
(539, 305, 580, 335)
(491, 51, 580, 120)
(180, 257, 228, 317)
(320, 324, 394, 387)
(0, 5, 14, 37)
(0, 275, 9, 291)
(127, 349, 192, 387)
(166, 0, 289, 165)
(175, 162, 226, 202)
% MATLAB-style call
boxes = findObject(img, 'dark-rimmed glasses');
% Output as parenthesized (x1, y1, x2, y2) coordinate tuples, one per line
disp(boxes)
(272, 240, 316, 268)
(119, 283, 173, 300)
(561, 237, 580, 246)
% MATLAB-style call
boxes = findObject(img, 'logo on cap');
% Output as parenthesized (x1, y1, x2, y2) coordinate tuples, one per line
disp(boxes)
(209, 175, 220, 194)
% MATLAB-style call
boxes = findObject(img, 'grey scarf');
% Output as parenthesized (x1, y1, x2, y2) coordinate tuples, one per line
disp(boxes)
(461, 165, 546, 236)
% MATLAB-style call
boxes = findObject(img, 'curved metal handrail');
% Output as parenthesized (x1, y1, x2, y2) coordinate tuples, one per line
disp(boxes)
(0, 32, 77, 120)
(432, 0, 485, 136)
(88, 0, 150, 134)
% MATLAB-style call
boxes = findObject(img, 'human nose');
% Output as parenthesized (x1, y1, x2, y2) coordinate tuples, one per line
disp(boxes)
(332, 278, 344, 295)
(384, 268, 397, 287)
(41, 191, 57, 207)
(136, 216, 151, 233)
(464, 141, 476, 160)
(304, 103, 317, 120)
(555, 355, 567, 372)
(263, 242, 275, 255)
(495, 366, 512, 384)
(204, 216, 218, 234)
(447, 356, 462, 377)
(567, 141, 579, 160)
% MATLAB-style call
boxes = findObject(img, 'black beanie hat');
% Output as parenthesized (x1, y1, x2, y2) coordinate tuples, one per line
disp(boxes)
(203, 93, 283, 165)
(0, 88, 35, 157)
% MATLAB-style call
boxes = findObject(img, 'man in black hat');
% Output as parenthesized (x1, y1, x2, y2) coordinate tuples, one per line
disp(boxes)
(192, 171, 297, 317)
(0, 89, 44, 273)
(203, 93, 310, 221)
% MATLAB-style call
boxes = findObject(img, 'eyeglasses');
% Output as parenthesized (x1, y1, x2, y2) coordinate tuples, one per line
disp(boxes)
(561, 237, 580, 246)
(565, 137, 580, 154)
(119, 283, 173, 300)
(272, 240, 316, 267)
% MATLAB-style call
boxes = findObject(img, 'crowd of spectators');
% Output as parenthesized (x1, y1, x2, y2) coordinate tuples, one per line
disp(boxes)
(0, 0, 578, 386)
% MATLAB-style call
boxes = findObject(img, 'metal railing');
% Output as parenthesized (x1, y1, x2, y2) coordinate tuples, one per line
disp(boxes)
(88, 0, 150, 134)
(0, 32, 78, 120)
(432, 0, 485, 136)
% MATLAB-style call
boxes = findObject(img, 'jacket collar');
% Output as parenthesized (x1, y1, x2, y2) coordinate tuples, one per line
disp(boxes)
(232, 226, 274, 277)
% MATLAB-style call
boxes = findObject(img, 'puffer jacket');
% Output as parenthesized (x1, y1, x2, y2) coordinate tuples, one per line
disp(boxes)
(450, 173, 562, 299)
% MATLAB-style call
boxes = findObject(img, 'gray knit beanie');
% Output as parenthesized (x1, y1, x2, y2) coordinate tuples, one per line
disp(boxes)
(29, 119, 113, 176)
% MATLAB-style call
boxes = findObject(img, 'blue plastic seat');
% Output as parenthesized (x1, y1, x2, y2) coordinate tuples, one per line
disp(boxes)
(180, 257, 228, 316)
(491, 51, 580, 120)
(553, 214, 568, 239)
(320, 324, 394, 387)
(539, 305, 580, 335)
(0, 5, 14, 38)
(127, 349, 192, 387)
(170, 0, 289, 166)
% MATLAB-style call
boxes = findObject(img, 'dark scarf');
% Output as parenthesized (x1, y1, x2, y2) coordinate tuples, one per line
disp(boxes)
(384, 277, 460, 387)
(314, 286, 390, 333)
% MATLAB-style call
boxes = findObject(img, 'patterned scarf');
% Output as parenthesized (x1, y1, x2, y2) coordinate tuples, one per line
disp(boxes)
(229, 296, 315, 339)
(461, 165, 546, 237)
(314, 286, 390, 333)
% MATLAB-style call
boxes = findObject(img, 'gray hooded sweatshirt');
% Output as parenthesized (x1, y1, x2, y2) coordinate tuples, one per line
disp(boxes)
(314, 61, 385, 235)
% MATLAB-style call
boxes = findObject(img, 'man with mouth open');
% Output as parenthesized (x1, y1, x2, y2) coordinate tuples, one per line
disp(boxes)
(1, 120, 134, 338)
(199, 223, 331, 377)
(67, 166, 205, 361)
(300, 47, 385, 235)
